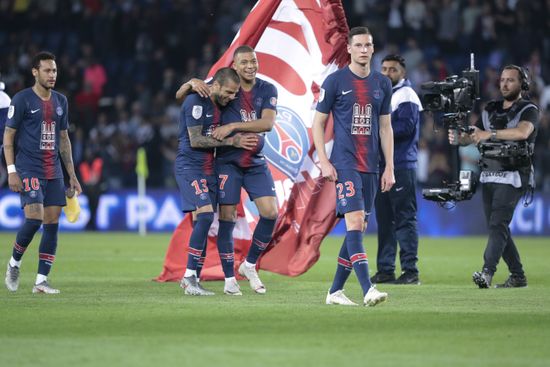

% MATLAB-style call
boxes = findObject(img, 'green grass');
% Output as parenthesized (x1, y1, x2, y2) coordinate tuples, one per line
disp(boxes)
(0, 233, 549, 367)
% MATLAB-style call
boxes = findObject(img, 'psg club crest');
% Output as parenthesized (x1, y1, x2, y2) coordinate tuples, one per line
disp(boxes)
(264, 106, 309, 180)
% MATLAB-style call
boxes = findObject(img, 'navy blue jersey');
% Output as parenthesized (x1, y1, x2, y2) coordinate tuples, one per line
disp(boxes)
(6, 88, 69, 179)
(217, 78, 277, 168)
(175, 93, 220, 176)
(316, 67, 392, 173)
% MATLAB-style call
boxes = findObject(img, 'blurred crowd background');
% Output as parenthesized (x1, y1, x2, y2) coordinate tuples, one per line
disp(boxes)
(1, 0, 549, 193)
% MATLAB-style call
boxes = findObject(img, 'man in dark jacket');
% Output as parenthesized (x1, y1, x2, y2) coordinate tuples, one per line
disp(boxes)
(371, 54, 423, 285)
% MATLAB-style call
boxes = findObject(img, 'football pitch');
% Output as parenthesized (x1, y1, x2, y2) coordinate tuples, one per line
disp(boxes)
(0, 233, 549, 367)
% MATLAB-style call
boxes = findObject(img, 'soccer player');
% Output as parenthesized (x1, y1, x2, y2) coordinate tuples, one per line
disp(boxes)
(312, 27, 394, 306)
(177, 67, 258, 296)
(4, 51, 82, 294)
(372, 54, 422, 285)
(176, 45, 278, 295)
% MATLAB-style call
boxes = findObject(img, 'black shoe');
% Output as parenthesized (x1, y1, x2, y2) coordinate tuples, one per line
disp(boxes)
(370, 272, 395, 284)
(495, 274, 527, 288)
(393, 271, 420, 285)
(472, 270, 492, 289)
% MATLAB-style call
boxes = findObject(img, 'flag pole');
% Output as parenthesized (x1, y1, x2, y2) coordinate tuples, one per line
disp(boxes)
(136, 147, 149, 236)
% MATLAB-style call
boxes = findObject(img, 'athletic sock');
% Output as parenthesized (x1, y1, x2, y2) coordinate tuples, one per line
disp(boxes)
(192, 220, 207, 279)
(11, 219, 42, 262)
(217, 220, 236, 278)
(37, 223, 58, 277)
(246, 216, 276, 265)
(329, 236, 353, 294)
(36, 273, 47, 285)
(196, 246, 207, 279)
(186, 212, 214, 272)
(346, 230, 372, 295)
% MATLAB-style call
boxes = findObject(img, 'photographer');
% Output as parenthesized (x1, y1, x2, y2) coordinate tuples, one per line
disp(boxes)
(449, 65, 539, 288)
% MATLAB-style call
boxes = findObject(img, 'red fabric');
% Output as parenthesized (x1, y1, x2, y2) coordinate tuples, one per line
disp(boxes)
(79, 158, 103, 184)
(155, 214, 250, 282)
(156, 0, 349, 282)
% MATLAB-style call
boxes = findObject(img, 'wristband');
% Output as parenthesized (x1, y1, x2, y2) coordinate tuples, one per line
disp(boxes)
(7, 165, 16, 174)
(491, 129, 497, 140)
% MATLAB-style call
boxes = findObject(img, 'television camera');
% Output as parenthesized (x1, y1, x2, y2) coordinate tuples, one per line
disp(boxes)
(421, 54, 480, 203)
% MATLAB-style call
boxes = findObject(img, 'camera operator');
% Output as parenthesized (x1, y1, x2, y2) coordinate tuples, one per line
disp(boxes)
(449, 65, 539, 289)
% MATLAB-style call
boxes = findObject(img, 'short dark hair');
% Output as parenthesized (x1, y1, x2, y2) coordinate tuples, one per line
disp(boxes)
(32, 51, 56, 70)
(382, 54, 406, 69)
(503, 64, 530, 91)
(212, 67, 240, 86)
(233, 45, 255, 60)
(348, 26, 371, 44)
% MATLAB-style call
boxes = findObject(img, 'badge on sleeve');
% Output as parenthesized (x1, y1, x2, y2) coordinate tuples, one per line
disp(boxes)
(319, 88, 325, 103)
(7, 105, 14, 119)
(270, 97, 277, 107)
(56, 106, 63, 116)
(192, 105, 203, 120)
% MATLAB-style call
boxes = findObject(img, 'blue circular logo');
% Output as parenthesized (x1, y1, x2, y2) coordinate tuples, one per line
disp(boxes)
(264, 106, 309, 180)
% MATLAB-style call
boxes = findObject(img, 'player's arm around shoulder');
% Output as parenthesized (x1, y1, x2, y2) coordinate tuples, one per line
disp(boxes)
(176, 78, 210, 100)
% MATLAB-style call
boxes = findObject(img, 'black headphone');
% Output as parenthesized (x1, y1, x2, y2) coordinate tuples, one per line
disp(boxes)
(505, 65, 530, 91)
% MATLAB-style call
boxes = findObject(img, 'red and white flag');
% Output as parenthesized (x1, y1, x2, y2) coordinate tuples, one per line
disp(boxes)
(156, 0, 349, 282)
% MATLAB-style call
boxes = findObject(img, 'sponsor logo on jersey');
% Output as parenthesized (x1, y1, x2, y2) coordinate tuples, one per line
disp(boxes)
(240, 109, 257, 122)
(351, 103, 372, 135)
(264, 106, 309, 180)
(40, 120, 56, 150)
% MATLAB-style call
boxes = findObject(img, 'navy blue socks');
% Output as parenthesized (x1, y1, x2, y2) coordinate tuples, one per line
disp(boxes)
(38, 223, 58, 276)
(346, 230, 372, 295)
(186, 212, 214, 271)
(11, 218, 42, 262)
(329, 236, 353, 294)
(217, 220, 236, 278)
(246, 216, 276, 265)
